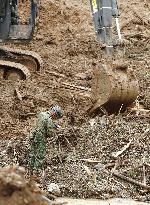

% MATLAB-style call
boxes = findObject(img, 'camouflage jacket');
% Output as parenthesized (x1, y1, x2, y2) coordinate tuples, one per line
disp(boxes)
(29, 111, 56, 172)
(30, 111, 56, 139)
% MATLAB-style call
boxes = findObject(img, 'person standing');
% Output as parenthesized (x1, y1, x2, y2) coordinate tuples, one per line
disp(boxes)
(28, 105, 63, 173)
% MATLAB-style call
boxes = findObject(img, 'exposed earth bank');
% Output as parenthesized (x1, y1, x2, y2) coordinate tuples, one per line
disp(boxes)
(0, 0, 150, 202)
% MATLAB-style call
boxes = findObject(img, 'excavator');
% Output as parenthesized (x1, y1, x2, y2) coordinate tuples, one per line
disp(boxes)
(89, 0, 139, 113)
(0, 0, 139, 113)
(0, 0, 42, 80)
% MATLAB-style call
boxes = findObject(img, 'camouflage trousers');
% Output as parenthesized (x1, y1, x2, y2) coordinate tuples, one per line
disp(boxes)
(28, 131, 47, 173)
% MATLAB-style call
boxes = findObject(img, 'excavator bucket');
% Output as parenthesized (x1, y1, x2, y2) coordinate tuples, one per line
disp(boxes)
(90, 63, 139, 114)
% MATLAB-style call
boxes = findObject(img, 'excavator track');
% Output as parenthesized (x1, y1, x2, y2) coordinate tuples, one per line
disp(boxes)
(0, 46, 43, 72)
(0, 60, 31, 80)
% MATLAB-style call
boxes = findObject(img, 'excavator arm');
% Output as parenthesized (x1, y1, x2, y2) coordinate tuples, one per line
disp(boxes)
(90, 0, 121, 54)
(89, 0, 139, 114)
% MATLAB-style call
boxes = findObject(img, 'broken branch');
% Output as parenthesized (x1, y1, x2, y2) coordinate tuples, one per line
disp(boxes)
(112, 140, 132, 158)
(80, 159, 102, 163)
(45, 70, 66, 78)
(61, 82, 91, 92)
(80, 159, 115, 169)
(19, 113, 36, 117)
(142, 156, 146, 185)
(113, 172, 150, 190)
(14, 88, 22, 101)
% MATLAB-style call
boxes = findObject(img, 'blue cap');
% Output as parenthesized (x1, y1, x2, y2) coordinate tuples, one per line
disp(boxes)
(51, 105, 63, 118)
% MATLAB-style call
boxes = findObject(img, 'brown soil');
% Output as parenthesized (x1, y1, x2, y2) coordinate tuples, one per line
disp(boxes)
(0, 166, 49, 205)
(0, 0, 150, 203)
(18, 0, 31, 24)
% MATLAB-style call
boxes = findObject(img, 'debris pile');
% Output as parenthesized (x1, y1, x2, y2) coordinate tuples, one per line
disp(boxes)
(0, 0, 150, 202)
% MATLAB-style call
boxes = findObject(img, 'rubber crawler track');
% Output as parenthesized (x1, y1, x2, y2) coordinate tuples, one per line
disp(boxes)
(0, 60, 31, 80)
(0, 46, 43, 71)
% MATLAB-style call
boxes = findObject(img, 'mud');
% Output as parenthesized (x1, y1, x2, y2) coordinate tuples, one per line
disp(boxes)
(0, 166, 49, 205)
(0, 0, 150, 203)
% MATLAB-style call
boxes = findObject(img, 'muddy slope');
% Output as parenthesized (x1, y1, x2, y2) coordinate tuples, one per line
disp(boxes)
(0, 0, 150, 201)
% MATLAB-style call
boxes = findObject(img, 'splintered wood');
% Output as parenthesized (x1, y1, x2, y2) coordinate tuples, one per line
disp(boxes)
(14, 88, 22, 101)
(112, 140, 132, 158)
(113, 172, 150, 191)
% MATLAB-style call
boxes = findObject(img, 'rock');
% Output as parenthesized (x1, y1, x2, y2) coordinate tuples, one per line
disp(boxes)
(35, 34, 44, 40)
(75, 69, 93, 80)
(47, 183, 61, 196)
(0, 166, 49, 205)
(94, 163, 105, 172)
(0, 166, 27, 189)
(75, 73, 87, 80)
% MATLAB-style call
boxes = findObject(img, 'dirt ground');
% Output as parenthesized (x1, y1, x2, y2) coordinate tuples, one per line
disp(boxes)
(0, 0, 150, 203)
(0, 166, 49, 205)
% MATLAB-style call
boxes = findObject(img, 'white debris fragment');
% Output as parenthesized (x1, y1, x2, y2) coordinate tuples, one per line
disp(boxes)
(47, 183, 61, 196)
(89, 119, 96, 127)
